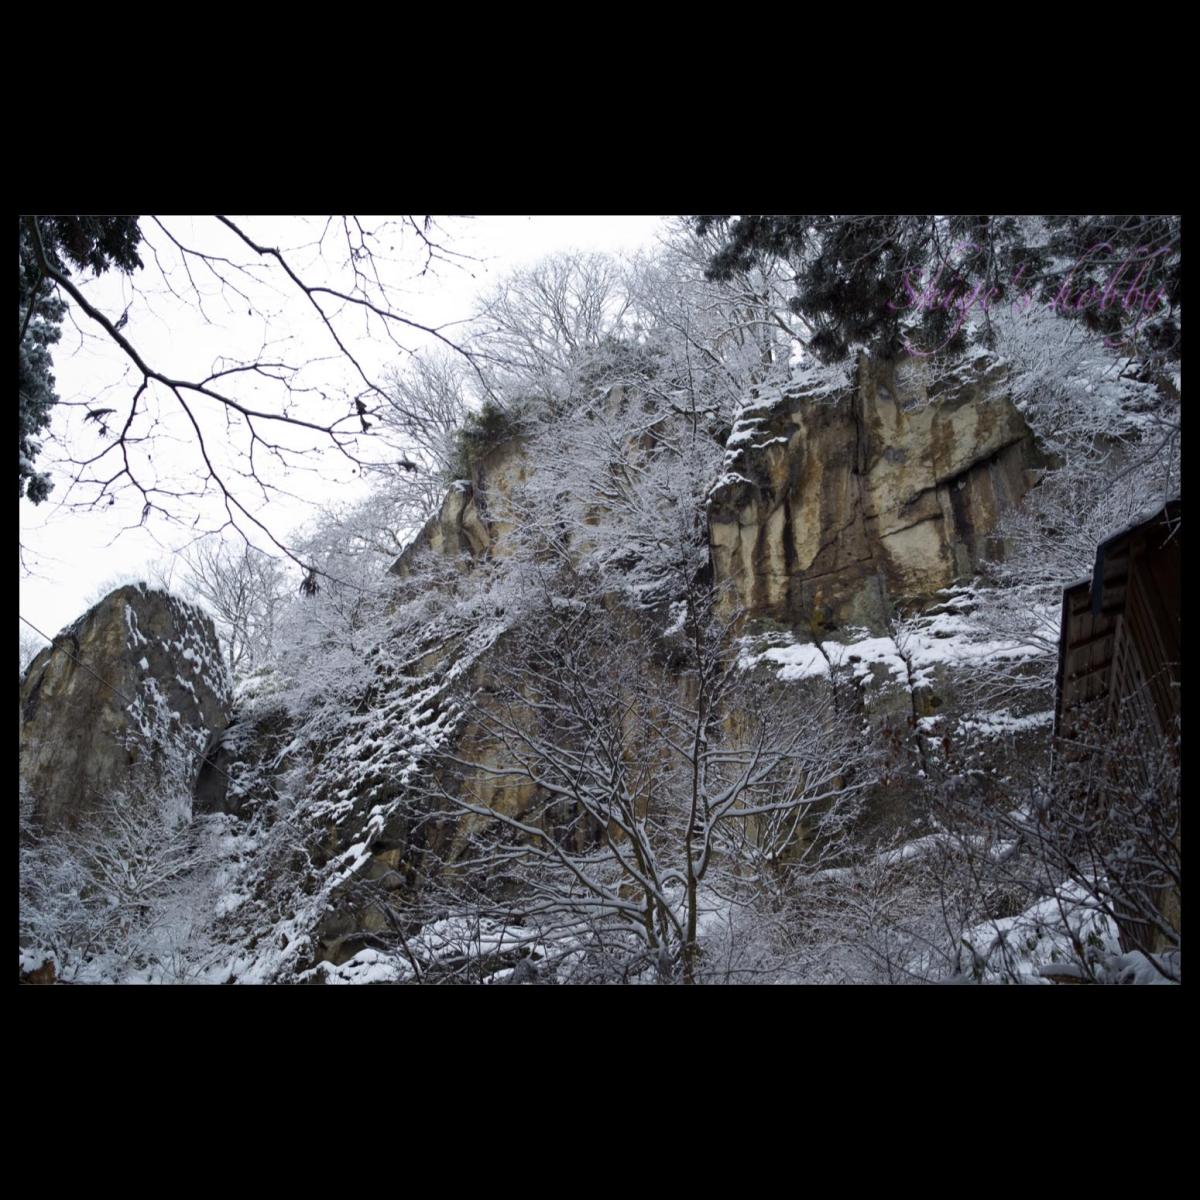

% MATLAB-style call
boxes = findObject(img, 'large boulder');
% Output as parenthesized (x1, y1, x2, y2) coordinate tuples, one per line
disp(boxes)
(708, 353, 1046, 631)
(19, 584, 233, 830)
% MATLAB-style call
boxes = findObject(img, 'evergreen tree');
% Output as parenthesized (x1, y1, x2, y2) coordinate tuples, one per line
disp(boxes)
(694, 215, 1180, 368)
(694, 215, 950, 361)
(19, 216, 144, 503)
(1019, 216, 1181, 360)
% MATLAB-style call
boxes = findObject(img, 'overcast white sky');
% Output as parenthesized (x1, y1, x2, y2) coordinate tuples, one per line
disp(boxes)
(19, 215, 669, 646)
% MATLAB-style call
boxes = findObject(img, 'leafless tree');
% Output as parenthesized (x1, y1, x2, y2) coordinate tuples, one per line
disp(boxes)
(19, 627, 47, 679)
(77, 554, 181, 609)
(640, 220, 805, 388)
(855, 684, 1183, 985)
(417, 553, 874, 984)
(179, 536, 288, 678)
(22, 214, 481, 581)
(1026, 701, 1179, 976)
(19, 692, 225, 983)
(471, 251, 636, 413)
(348, 350, 476, 551)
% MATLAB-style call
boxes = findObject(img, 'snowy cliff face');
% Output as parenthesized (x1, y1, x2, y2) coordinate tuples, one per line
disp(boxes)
(10, 358, 1067, 981)
(708, 352, 1045, 632)
(361, 354, 1053, 862)
(392, 356, 1043, 637)
(390, 437, 530, 578)
(19, 584, 232, 831)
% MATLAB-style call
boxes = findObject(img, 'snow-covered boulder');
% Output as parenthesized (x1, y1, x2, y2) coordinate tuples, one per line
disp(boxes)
(19, 584, 232, 830)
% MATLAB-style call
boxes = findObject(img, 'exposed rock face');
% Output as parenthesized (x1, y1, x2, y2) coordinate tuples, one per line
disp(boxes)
(394, 359, 1042, 636)
(390, 438, 529, 577)
(306, 635, 525, 969)
(194, 702, 291, 820)
(708, 353, 1045, 631)
(237, 356, 1053, 976)
(19, 585, 232, 831)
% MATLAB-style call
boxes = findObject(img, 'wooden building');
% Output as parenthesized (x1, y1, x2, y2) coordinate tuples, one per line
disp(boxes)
(1053, 497, 1180, 959)
(1055, 497, 1180, 742)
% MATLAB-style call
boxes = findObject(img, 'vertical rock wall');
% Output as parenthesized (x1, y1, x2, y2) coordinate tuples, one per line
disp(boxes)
(707, 353, 1045, 630)
(19, 585, 232, 830)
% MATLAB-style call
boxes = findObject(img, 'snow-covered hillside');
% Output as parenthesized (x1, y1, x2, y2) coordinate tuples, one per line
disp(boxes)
(20, 220, 1181, 985)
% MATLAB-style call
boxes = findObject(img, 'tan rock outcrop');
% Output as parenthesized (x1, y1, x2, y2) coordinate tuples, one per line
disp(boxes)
(390, 438, 529, 578)
(708, 353, 1043, 630)
(19, 585, 232, 830)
